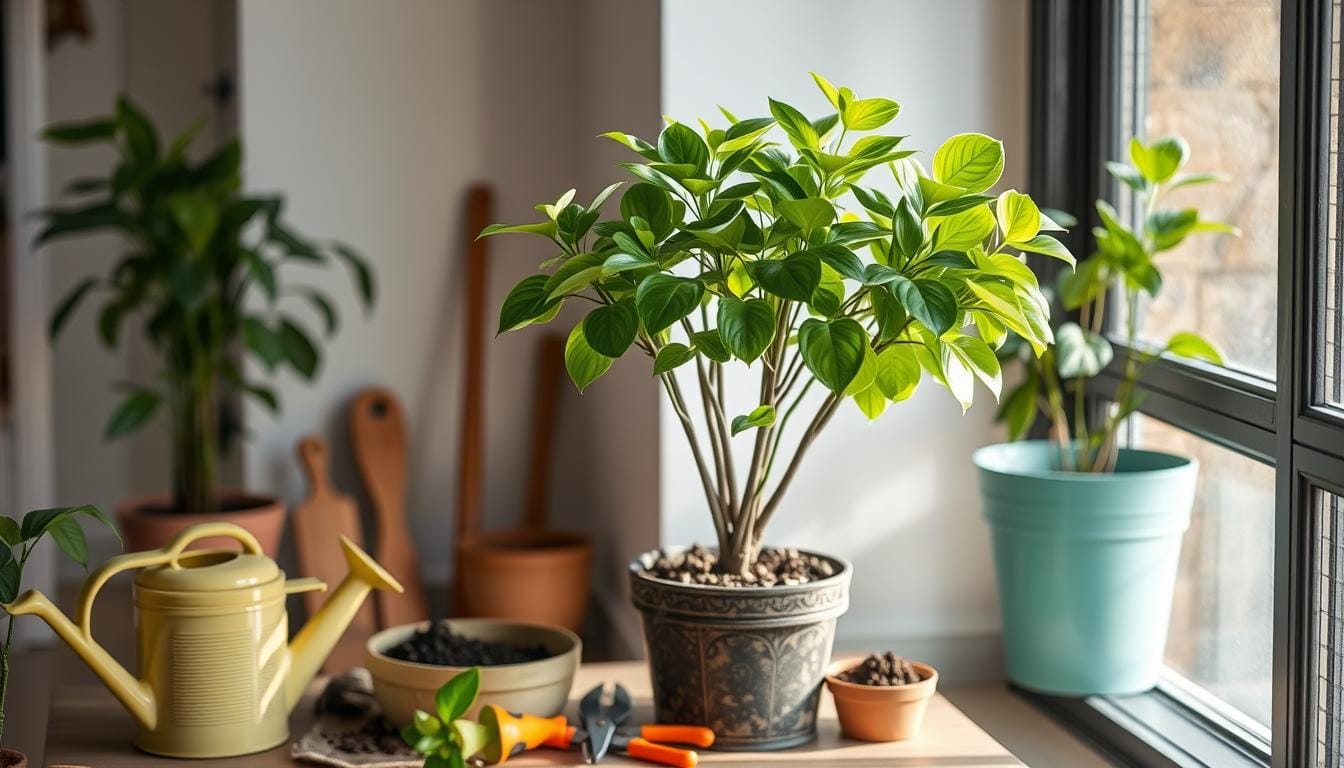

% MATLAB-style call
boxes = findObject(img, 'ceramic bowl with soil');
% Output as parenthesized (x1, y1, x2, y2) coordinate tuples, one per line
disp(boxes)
(825, 653, 939, 742)
(365, 617, 580, 727)
(0, 749, 26, 768)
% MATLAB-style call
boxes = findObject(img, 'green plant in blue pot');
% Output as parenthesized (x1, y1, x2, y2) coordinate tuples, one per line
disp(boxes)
(978, 135, 1238, 695)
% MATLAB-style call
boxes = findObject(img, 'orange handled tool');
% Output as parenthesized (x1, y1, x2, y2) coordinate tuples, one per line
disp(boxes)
(620, 736, 699, 768)
(638, 725, 715, 749)
(478, 705, 574, 764)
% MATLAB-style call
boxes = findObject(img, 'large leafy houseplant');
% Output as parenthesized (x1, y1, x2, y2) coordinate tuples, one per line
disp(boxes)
(0, 505, 119, 751)
(39, 97, 375, 517)
(993, 136, 1237, 470)
(486, 74, 1072, 576)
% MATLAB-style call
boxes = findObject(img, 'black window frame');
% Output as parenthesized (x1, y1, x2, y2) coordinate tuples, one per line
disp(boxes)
(1024, 1, 1344, 767)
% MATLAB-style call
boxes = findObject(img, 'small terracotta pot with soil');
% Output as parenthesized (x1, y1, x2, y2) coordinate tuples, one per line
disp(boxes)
(0, 749, 26, 768)
(825, 653, 938, 742)
(117, 491, 286, 556)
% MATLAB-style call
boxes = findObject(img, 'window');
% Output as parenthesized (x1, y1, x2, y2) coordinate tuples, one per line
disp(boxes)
(1028, 0, 1344, 766)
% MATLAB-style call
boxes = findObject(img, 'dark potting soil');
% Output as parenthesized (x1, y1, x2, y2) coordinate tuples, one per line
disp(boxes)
(642, 544, 835, 587)
(383, 621, 552, 666)
(319, 719, 419, 757)
(838, 652, 925, 686)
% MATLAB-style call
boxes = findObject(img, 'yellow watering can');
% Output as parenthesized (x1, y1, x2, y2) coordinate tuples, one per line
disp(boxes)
(2, 522, 403, 758)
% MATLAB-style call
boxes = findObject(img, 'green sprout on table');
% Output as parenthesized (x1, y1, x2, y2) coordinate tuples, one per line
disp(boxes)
(0, 505, 120, 748)
(402, 667, 492, 768)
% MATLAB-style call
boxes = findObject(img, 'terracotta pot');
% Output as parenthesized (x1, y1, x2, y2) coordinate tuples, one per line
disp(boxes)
(0, 749, 27, 768)
(457, 529, 592, 633)
(629, 546, 851, 751)
(117, 492, 286, 556)
(825, 657, 938, 742)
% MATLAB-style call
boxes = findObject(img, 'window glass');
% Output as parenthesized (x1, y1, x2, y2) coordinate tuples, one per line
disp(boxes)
(1323, 0, 1344, 408)
(1131, 415, 1275, 730)
(1123, 0, 1280, 377)
(1318, 488, 1344, 766)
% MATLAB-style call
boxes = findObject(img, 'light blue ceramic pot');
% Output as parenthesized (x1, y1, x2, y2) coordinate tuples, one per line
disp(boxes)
(974, 440, 1198, 695)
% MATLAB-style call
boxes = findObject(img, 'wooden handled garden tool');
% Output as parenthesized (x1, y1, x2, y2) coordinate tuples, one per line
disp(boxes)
(477, 685, 713, 767)
(453, 184, 592, 631)
(292, 435, 376, 671)
(351, 387, 428, 627)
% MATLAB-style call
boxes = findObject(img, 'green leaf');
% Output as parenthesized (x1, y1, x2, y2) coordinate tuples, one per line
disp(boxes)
(278, 318, 320, 379)
(1147, 208, 1199, 251)
(599, 131, 661, 161)
(478, 221, 557, 239)
(1170, 171, 1227, 190)
(658, 122, 710, 175)
(809, 244, 867, 282)
(1055, 322, 1114, 378)
(0, 517, 20, 547)
(545, 253, 605, 300)
(35, 202, 128, 245)
(241, 248, 278, 302)
(241, 382, 279, 413)
(1129, 135, 1188, 183)
(0, 559, 18, 603)
(105, 390, 160, 439)
(20, 508, 67, 541)
(892, 196, 923, 261)
(842, 98, 901, 131)
(1165, 331, 1224, 365)
(768, 98, 820, 150)
(635, 274, 703, 334)
(925, 194, 994, 218)
(43, 117, 117, 144)
(1011, 234, 1075, 266)
(717, 298, 776, 362)
(875, 345, 921, 401)
(564, 322, 614, 392)
(776, 198, 835, 239)
(244, 317, 284, 370)
(50, 277, 99, 339)
(1106, 161, 1148, 193)
(435, 667, 480, 723)
(996, 190, 1040, 243)
(870, 284, 909, 343)
(997, 376, 1040, 441)
(851, 383, 888, 420)
(946, 334, 1002, 398)
(930, 205, 996, 251)
(602, 252, 658, 276)
(499, 275, 559, 334)
(716, 118, 775, 156)
(811, 72, 842, 109)
(932, 133, 1004, 193)
(414, 709, 442, 736)
(731, 405, 777, 435)
(693, 330, 730, 363)
(582, 299, 639, 357)
(48, 515, 89, 570)
(798, 317, 867, 393)
(116, 96, 158, 163)
(334, 243, 376, 310)
(747, 252, 821, 302)
(653, 343, 696, 374)
(890, 276, 958, 335)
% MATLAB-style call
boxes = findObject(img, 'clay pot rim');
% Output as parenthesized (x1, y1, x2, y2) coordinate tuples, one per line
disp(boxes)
(366, 618, 581, 674)
(459, 528, 593, 556)
(825, 658, 939, 697)
(628, 544, 852, 594)
(118, 490, 282, 518)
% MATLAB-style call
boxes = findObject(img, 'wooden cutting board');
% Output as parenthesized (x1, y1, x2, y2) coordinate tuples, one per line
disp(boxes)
(350, 387, 428, 627)
(291, 435, 377, 671)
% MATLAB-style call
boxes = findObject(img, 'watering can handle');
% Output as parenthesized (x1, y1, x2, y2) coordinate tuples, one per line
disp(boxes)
(76, 523, 264, 637)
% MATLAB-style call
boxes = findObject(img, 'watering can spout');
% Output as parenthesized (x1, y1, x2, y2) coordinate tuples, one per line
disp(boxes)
(3, 589, 157, 729)
(284, 535, 403, 711)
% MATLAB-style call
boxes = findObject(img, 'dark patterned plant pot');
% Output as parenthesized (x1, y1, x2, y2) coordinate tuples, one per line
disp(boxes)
(628, 547, 851, 751)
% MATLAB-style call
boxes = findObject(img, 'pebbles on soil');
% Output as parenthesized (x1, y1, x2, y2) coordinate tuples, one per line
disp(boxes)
(838, 652, 925, 686)
(643, 544, 835, 587)
(383, 621, 552, 666)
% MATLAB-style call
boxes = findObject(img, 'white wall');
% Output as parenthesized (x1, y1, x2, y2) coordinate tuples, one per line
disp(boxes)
(237, 0, 661, 655)
(661, 0, 1029, 673)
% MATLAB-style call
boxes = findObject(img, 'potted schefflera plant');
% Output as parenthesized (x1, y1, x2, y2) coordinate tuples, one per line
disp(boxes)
(40, 97, 374, 555)
(484, 74, 1071, 749)
(978, 136, 1237, 695)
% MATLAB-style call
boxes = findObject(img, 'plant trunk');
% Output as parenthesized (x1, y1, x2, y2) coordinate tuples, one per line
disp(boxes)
(173, 374, 218, 517)
(0, 615, 12, 746)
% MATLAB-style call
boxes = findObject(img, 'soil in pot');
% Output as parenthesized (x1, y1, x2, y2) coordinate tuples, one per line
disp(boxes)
(837, 652, 928, 686)
(0, 749, 27, 768)
(644, 544, 835, 586)
(382, 621, 553, 666)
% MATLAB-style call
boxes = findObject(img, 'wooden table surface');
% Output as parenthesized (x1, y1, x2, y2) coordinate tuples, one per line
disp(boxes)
(46, 661, 1024, 767)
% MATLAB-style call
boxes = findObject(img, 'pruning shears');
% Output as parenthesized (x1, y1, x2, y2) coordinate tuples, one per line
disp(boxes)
(576, 683, 714, 767)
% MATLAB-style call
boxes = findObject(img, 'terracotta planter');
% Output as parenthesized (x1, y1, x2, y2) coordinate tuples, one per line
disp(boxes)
(0, 749, 27, 768)
(457, 530, 592, 633)
(825, 658, 938, 742)
(629, 547, 851, 751)
(117, 492, 286, 556)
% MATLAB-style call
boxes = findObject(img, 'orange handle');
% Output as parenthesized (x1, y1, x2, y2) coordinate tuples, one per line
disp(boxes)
(639, 725, 716, 748)
(626, 737, 697, 768)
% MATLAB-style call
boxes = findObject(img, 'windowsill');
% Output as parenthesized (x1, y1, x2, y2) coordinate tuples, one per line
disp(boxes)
(941, 685, 1118, 767)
